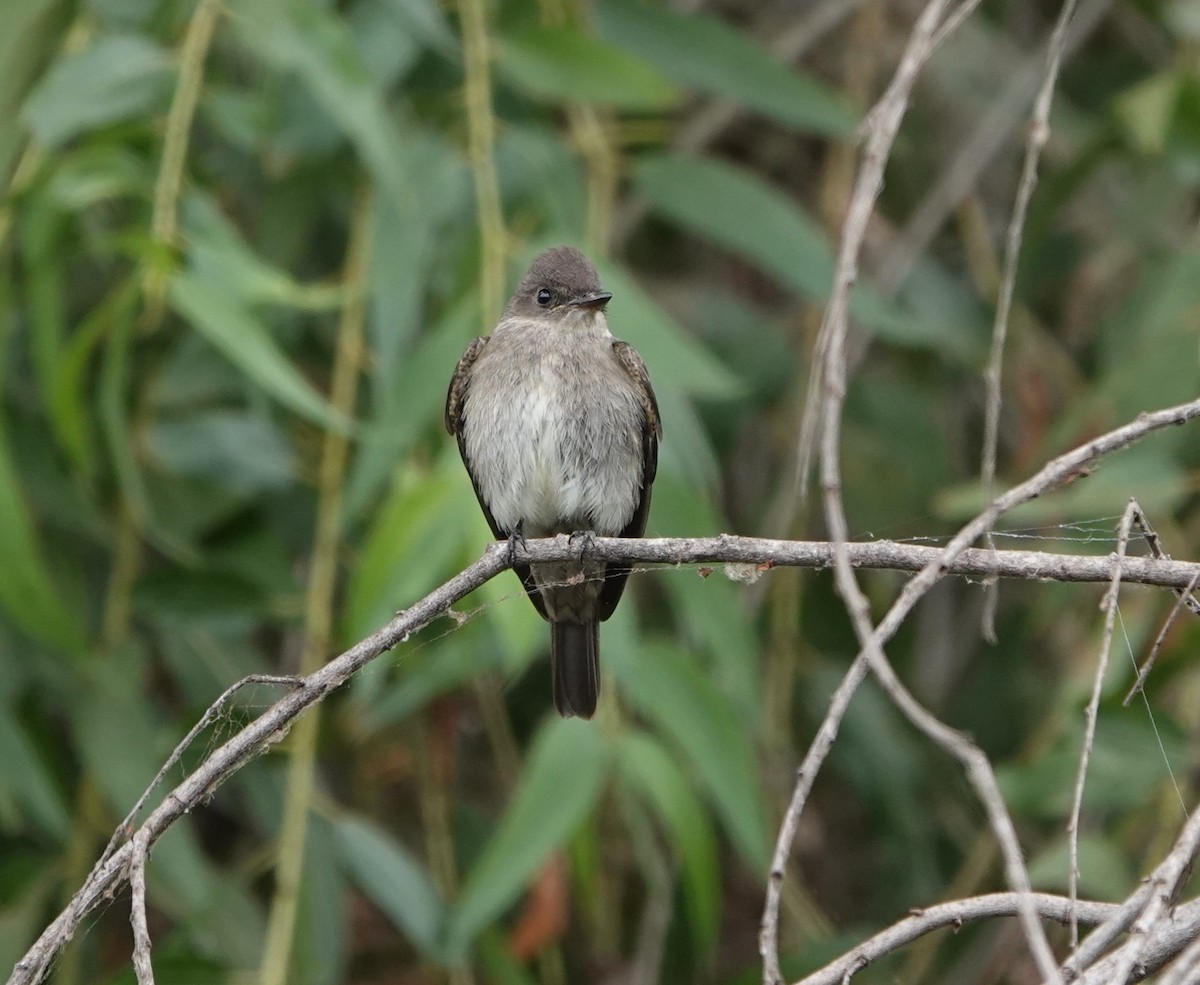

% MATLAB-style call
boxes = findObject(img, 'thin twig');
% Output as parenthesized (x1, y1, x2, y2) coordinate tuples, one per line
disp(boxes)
(97, 674, 303, 872)
(1087, 810, 1200, 984)
(1057, 877, 1156, 980)
(795, 891, 1118, 985)
(979, 0, 1082, 641)
(1124, 569, 1200, 705)
(876, 0, 1113, 295)
(456, 0, 506, 326)
(6, 397, 1200, 985)
(128, 829, 155, 985)
(259, 187, 373, 985)
(759, 653, 869, 979)
(793, 0, 985, 505)
(1057, 798, 1200, 981)
(1066, 499, 1138, 949)
(6, 550, 511, 985)
(811, 0, 1062, 978)
(141, 0, 222, 329)
(1133, 507, 1200, 618)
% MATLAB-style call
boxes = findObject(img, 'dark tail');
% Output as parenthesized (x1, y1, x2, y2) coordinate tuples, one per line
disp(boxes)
(551, 620, 600, 719)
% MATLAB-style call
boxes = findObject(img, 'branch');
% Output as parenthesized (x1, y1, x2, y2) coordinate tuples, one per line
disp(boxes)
(1067, 499, 1138, 948)
(980, 0, 1084, 642)
(795, 891, 1123, 985)
(8, 398, 1200, 985)
(6, 552, 510, 985)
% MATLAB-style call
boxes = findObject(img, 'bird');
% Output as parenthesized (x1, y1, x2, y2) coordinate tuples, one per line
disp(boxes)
(445, 246, 660, 718)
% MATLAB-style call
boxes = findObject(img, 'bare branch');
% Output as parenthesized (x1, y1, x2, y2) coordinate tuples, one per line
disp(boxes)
(811, 0, 1061, 977)
(1080, 808, 1200, 983)
(795, 891, 1120, 985)
(6, 551, 511, 985)
(1057, 795, 1200, 981)
(980, 0, 1085, 641)
(7, 395, 1200, 985)
(1133, 506, 1200, 617)
(129, 829, 155, 985)
(1154, 928, 1200, 985)
(1067, 499, 1138, 949)
(1124, 569, 1200, 705)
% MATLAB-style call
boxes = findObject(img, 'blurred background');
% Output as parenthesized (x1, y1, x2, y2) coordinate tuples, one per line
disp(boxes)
(1, 0, 1199, 982)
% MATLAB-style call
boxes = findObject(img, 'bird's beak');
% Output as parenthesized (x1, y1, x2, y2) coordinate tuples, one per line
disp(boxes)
(570, 291, 612, 311)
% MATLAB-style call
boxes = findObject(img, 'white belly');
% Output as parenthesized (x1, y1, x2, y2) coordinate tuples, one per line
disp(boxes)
(462, 338, 644, 536)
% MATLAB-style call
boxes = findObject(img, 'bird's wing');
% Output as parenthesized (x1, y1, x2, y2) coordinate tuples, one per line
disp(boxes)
(599, 339, 661, 620)
(445, 336, 487, 436)
(445, 336, 505, 541)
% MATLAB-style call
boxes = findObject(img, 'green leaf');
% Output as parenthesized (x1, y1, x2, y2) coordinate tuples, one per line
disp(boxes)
(0, 0, 69, 179)
(1096, 249, 1200, 421)
(297, 816, 348, 985)
(595, 0, 855, 135)
(344, 462, 464, 646)
(45, 143, 151, 209)
(146, 410, 297, 494)
(335, 816, 445, 956)
(99, 310, 155, 544)
(1115, 71, 1181, 154)
(233, 0, 413, 210)
(0, 711, 69, 839)
(497, 26, 679, 110)
(996, 715, 1188, 820)
(346, 298, 477, 522)
(635, 153, 983, 355)
(608, 639, 769, 869)
(0, 414, 85, 655)
(617, 731, 720, 952)
(182, 195, 347, 311)
(18, 193, 67, 437)
(635, 153, 834, 298)
(167, 272, 352, 434)
(446, 718, 611, 955)
(22, 34, 173, 147)
(51, 277, 138, 477)
(1027, 834, 1133, 899)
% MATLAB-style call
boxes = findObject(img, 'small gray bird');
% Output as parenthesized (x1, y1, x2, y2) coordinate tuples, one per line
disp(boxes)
(445, 246, 660, 718)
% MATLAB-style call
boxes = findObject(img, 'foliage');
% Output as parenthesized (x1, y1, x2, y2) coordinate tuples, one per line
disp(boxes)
(1, 0, 1199, 982)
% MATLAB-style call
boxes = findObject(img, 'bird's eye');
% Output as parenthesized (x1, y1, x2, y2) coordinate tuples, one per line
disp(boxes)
(535, 288, 553, 306)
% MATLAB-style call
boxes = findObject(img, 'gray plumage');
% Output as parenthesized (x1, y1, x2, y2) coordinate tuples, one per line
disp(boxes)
(445, 246, 660, 718)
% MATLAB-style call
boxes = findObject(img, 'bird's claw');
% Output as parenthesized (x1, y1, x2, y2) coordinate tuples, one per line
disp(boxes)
(506, 523, 527, 566)
(568, 529, 596, 557)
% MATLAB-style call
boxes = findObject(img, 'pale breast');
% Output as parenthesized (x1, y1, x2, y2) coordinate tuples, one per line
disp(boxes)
(461, 323, 645, 536)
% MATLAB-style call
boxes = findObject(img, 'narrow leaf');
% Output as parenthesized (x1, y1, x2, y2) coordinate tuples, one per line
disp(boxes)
(595, 0, 855, 135)
(336, 816, 444, 955)
(635, 154, 973, 352)
(446, 719, 610, 955)
(167, 272, 352, 434)
(22, 34, 173, 147)
(609, 639, 770, 869)
(497, 26, 678, 110)
(617, 731, 720, 952)
(0, 414, 84, 654)
(233, 0, 414, 210)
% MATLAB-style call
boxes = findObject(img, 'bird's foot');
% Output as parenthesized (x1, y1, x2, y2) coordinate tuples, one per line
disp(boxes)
(568, 529, 597, 557)
(506, 522, 527, 566)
